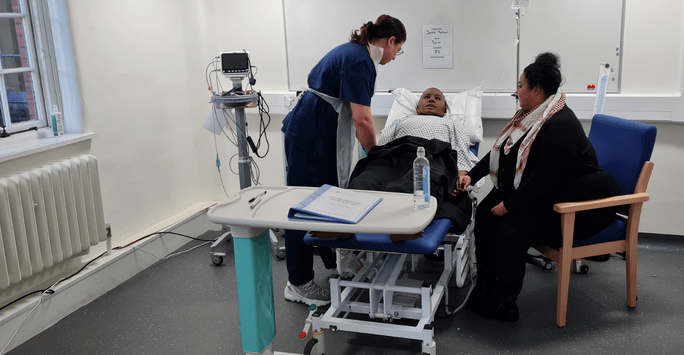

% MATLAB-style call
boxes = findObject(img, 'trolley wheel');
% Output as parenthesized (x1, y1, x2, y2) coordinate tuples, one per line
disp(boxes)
(274, 250, 286, 260)
(303, 338, 318, 355)
(579, 264, 589, 274)
(543, 261, 553, 270)
(212, 255, 224, 266)
(422, 339, 437, 355)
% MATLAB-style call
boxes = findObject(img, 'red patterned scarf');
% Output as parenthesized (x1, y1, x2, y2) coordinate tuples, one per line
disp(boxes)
(489, 90, 566, 189)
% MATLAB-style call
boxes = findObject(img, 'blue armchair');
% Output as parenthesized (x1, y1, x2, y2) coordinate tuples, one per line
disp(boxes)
(533, 114, 657, 327)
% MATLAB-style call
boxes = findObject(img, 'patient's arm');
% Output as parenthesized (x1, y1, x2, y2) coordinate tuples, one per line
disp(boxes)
(450, 121, 478, 171)
(351, 102, 376, 151)
(378, 118, 399, 145)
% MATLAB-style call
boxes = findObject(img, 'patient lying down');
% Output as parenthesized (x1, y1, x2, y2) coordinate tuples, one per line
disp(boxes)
(348, 88, 479, 234)
(378, 88, 478, 174)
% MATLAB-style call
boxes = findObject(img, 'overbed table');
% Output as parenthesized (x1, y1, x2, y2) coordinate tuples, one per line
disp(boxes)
(206, 185, 437, 354)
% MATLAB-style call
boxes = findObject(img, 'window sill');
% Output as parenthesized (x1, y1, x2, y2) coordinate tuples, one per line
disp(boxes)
(0, 128, 95, 164)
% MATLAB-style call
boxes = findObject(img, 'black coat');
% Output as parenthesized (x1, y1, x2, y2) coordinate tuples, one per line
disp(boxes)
(468, 105, 620, 243)
(348, 136, 472, 234)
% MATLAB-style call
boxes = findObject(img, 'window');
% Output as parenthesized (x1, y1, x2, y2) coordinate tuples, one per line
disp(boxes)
(0, 0, 59, 136)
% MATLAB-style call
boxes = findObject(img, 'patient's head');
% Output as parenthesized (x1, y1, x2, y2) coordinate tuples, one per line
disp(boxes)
(416, 88, 446, 117)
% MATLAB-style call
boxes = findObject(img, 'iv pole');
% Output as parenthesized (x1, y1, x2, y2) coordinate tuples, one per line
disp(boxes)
(209, 77, 258, 265)
(231, 77, 255, 190)
(514, 6, 523, 107)
(211, 77, 258, 189)
(516, 10, 520, 97)
(512, 1, 529, 108)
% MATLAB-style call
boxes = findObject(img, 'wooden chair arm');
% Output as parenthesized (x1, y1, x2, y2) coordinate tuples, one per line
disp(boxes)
(553, 192, 649, 214)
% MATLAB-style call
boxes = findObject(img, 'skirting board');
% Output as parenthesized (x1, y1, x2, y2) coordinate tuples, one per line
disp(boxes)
(0, 202, 221, 353)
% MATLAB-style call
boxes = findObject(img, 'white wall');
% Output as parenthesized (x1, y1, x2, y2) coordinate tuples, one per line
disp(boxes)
(67, 1, 229, 240)
(0, 0, 682, 346)
(217, 0, 684, 235)
(60, 0, 684, 241)
(3, 0, 683, 254)
(621, 0, 684, 94)
(4, 0, 679, 349)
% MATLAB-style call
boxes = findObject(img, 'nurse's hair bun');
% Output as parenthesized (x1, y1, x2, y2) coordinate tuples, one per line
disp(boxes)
(350, 15, 406, 46)
(366, 21, 376, 35)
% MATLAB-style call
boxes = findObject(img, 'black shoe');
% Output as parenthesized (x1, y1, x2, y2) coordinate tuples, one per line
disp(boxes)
(475, 299, 520, 323)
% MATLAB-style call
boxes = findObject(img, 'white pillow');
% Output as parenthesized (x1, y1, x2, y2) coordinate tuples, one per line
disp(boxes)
(385, 87, 419, 128)
(385, 86, 484, 143)
(448, 85, 484, 144)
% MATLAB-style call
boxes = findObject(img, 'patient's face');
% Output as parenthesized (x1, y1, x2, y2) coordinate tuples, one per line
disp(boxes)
(416, 88, 446, 117)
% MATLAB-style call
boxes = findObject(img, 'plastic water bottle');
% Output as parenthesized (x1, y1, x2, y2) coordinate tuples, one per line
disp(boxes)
(413, 147, 430, 209)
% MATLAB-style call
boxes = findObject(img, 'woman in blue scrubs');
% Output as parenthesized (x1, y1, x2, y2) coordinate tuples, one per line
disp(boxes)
(281, 14, 406, 306)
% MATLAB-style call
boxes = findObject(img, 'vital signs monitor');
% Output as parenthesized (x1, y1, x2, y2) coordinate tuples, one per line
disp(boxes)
(220, 51, 251, 77)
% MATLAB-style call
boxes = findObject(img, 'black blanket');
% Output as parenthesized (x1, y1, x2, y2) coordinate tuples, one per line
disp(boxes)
(348, 136, 472, 234)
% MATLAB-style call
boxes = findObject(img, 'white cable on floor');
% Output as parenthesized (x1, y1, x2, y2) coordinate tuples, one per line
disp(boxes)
(0, 277, 64, 355)
(135, 241, 212, 261)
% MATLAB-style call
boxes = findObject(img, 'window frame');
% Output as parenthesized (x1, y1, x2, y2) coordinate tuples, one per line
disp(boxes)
(0, 0, 60, 135)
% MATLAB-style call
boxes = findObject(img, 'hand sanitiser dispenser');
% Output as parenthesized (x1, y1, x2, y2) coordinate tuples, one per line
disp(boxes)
(51, 105, 64, 136)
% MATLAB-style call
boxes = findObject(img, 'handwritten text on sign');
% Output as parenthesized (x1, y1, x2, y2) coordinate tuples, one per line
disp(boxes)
(423, 25, 453, 69)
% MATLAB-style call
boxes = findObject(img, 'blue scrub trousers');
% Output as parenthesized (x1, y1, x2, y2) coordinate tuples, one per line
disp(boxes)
(283, 133, 338, 286)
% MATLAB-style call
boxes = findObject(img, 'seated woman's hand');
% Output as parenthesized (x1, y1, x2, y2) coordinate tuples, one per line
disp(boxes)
(453, 174, 472, 196)
(491, 202, 509, 216)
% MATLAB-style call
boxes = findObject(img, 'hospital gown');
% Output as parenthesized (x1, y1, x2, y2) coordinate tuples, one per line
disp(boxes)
(379, 114, 478, 172)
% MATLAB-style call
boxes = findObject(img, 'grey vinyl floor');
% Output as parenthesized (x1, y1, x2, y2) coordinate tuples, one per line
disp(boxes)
(8, 231, 684, 355)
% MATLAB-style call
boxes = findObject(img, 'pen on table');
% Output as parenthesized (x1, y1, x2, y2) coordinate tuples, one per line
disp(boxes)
(248, 191, 267, 203)
(249, 195, 263, 209)
(249, 191, 267, 209)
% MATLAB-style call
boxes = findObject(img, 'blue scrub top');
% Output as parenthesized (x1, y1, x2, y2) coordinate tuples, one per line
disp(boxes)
(307, 42, 376, 106)
(282, 42, 376, 187)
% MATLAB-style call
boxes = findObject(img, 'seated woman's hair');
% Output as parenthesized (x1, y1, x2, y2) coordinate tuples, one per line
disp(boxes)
(524, 52, 564, 97)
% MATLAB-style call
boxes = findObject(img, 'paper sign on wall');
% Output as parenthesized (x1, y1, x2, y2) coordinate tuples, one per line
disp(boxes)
(423, 25, 453, 69)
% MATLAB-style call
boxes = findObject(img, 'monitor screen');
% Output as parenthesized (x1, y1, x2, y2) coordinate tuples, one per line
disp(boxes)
(220, 52, 250, 76)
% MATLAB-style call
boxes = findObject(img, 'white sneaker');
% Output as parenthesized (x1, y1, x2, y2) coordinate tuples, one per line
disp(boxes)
(284, 280, 330, 306)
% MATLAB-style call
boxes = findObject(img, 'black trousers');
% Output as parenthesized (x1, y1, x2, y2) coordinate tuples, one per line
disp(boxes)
(473, 190, 545, 302)
(473, 187, 617, 302)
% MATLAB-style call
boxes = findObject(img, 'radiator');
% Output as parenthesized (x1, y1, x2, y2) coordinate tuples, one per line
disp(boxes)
(0, 154, 106, 290)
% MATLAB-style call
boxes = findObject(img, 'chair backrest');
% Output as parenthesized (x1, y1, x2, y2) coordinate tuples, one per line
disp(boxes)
(587, 114, 657, 215)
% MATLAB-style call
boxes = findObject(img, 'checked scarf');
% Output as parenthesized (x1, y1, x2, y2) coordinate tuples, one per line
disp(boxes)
(490, 89, 566, 189)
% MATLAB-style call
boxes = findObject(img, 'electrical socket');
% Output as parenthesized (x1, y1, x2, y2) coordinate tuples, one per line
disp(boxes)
(284, 95, 296, 108)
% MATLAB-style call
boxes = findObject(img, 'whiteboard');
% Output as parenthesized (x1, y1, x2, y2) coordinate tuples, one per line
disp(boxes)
(283, 0, 624, 93)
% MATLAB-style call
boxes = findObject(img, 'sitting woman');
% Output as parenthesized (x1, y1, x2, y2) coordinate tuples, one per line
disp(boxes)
(348, 87, 478, 234)
(455, 52, 620, 322)
(379, 87, 478, 174)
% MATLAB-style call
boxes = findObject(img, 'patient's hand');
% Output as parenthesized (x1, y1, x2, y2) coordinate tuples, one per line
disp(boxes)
(453, 175, 471, 196)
